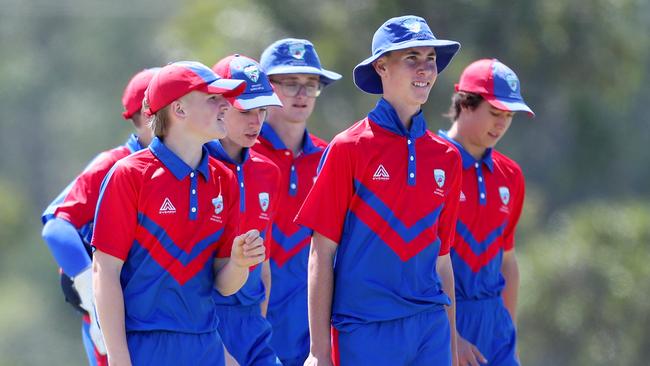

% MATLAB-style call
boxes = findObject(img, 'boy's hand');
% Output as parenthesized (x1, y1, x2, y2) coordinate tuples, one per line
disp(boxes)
(231, 229, 266, 268)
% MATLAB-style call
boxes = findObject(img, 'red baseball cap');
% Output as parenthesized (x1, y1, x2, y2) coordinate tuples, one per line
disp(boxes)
(121, 67, 160, 119)
(456, 58, 534, 117)
(143, 61, 247, 115)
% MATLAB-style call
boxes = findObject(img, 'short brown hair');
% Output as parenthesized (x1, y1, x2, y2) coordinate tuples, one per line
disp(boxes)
(444, 91, 484, 122)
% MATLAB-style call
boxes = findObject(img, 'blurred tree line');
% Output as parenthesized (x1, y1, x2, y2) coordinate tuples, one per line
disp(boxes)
(0, 0, 648, 365)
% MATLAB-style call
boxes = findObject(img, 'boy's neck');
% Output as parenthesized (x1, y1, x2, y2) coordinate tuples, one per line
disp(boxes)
(219, 137, 245, 164)
(163, 131, 204, 170)
(265, 118, 306, 155)
(447, 123, 487, 160)
(382, 94, 419, 131)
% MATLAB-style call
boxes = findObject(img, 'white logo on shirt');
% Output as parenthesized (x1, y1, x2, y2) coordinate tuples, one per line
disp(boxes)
(159, 197, 176, 214)
(212, 195, 224, 215)
(373, 164, 390, 181)
(460, 191, 466, 202)
(499, 186, 510, 205)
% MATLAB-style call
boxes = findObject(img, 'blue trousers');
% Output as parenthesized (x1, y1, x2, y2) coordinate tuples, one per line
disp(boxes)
(126, 330, 225, 366)
(215, 304, 281, 366)
(456, 297, 519, 366)
(333, 307, 451, 366)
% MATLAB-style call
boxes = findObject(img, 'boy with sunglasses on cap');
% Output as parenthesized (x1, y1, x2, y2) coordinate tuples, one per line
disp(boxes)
(40, 67, 158, 366)
(438, 59, 534, 366)
(296, 15, 463, 365)
(91, 61, 267, 366)
(254, 38, 341, 366)
(207, 54, 283, 366)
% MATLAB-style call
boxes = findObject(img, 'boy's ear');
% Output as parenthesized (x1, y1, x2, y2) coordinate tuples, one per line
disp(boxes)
(373, 56, 388, 77)
(171, 100, 186, 118)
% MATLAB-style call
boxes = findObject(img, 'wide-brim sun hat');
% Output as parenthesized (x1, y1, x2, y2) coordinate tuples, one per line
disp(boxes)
(353, 15, 461, 94)
(260, 38, 342, 86)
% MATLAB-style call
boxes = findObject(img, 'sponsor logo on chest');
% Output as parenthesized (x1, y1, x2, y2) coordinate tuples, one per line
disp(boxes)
(372, 164, 390, 181)
(159, 197, 176, 214)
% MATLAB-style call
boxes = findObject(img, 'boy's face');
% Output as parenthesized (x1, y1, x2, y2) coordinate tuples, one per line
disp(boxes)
(459, 100, 514, 150)
(223, 106, 267, 148)
(181, 91, 231, 142)
(376, 47, 437, 106)
(268, 74, 320, 125)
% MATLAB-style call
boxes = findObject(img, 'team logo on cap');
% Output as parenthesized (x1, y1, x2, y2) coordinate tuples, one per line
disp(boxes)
(244, 64, 260, 83)
(505, 73, 518, 92)
(289, 43, 306, 59)
(212, 195, 224, 215)
(259, 192, 269, 212)
(434, 169, 445, 188)
(499, 186, 510, 205)
(404, 19, 422, 33)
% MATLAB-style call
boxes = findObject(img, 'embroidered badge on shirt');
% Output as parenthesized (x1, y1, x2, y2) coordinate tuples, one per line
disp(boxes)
(373, 164, 390, 181)
(159, 197, 176, 214)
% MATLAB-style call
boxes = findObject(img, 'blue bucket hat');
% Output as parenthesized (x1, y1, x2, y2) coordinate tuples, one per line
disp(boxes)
(353, 15, 461, 94)
(260, 38, 342, 86)
(213, 54, 283, 111)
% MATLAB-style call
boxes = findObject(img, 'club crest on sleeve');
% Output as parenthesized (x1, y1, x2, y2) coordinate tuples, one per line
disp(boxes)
(259, 192, 269, 212)
(434, 169, 445, 188)
(372, 164, 390, 181)
(499, 186, 510, 205)
(212, 195, 224, 215)
(289, 43, 306, 59)
(159, 197, 176, 214)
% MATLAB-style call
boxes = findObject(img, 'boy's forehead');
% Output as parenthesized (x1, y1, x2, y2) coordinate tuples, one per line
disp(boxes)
(272, 73, 320, 81)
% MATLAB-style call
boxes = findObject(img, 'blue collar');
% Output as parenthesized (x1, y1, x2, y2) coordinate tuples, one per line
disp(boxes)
(149, 137, 210, 180)
(367, 98, 427, 138)
(438, 130, 494, 172)
(125, 134, 145, 153)
(260, 123, 323, 155)
(204, 140, 250, 165)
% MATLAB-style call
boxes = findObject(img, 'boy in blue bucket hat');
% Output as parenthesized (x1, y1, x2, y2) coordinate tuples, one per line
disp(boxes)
(438, 58, 534, 366)
(296, 15, 463, 366)
(254, 38, 341, 366)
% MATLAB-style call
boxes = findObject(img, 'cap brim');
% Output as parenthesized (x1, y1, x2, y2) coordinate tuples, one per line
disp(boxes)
(353, 39, 461, 94)
(232, 92, 283, 110)
(484, 95, 535, 117)
(205, 78, 247, 98)
(265, 65, 342, 86)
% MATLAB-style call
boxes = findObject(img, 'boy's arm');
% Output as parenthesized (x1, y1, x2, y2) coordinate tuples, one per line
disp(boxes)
(260, 260, 271, 317)
(214, 229, 266, 296)
(93, 250, 131, 366)
(304, 232, 337, 366)
(501, 249, 520, 325)
(437, 253, 459, 366)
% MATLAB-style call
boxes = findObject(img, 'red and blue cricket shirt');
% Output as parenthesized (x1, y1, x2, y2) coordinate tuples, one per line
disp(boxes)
(91, 137, 240, 333)
(439, 131, 525, 300)
(296, 98, 462, 331)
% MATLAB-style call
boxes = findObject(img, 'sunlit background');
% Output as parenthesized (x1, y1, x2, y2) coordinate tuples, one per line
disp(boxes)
(1, 0, 649, 364)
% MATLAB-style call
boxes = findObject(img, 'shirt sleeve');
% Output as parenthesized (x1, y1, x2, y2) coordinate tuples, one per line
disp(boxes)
(295, 140, 355, 244)
(91, 162, 139, 260)
(55, 151, 121, 229)
(436, 150, 462, 256)
(216, 170, 241, 258)
(503, 168, 525, 251)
